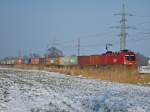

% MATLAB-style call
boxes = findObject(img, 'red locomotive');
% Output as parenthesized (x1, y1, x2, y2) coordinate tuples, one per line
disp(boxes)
(78, 50, 136, 66)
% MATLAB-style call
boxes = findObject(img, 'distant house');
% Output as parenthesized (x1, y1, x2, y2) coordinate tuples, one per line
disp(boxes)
(46, 47, 63, 58)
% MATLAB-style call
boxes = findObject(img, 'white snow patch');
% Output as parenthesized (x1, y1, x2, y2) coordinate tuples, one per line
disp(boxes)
(0, 68, 150, 112)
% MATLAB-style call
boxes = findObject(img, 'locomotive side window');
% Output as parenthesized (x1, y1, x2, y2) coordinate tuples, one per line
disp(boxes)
(125, 55, 135, 61)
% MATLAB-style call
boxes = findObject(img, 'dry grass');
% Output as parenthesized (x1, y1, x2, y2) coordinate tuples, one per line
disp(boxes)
(48, 65, 150, 84)
(2, 64, 150, 84)
(67, 65, 139, 83)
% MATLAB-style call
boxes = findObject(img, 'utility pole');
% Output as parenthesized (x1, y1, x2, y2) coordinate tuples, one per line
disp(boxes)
(18, 49, 22, 58)
(112, 3, 136, 50)
(77, 38, 80, 56)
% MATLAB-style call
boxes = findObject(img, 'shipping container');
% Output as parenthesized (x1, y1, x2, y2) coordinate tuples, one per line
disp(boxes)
(31, 57, 35, 64)
(10, 59, 15, 64)
(60, 57, 69, 65)
(15, 58, 23, 64)
(6, 59, 15, 65)
(45, 57, 50, 65)
(90, 55, 101, 65)
(3, 60, 6, 64)
(28, 58, 31, 64)
(38, 57, 42, 64)
(69, 56, 77, 65)
(23, 58, 29, 64)
(78, 56, 90, 66)
(56, 57, 61, 65)
(50, 58, 56, 65)
(34, 58, 39, 64)
(78, 54, 117, 66)
(6, 60, 11, 65)
(60, 56, 77, 65)
(42, 58, 46, 64)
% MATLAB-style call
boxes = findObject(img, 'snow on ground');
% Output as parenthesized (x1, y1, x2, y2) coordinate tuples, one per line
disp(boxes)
(0, 68, 150, 112)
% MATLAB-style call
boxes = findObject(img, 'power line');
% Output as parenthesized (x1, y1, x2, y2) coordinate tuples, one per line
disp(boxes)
(134, 15, 150, 18)
(61, 35, 150, 55)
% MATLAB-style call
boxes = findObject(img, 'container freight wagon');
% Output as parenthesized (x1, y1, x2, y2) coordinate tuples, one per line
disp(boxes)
(77, 55, 114, 66)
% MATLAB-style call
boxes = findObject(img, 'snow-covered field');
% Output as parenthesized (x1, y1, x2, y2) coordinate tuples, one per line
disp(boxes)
(0, 68, 150, 112)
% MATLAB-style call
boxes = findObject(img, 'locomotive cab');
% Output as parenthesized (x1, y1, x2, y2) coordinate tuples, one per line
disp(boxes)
(124, 55, 136, 65)
(121, 50, 136, 65)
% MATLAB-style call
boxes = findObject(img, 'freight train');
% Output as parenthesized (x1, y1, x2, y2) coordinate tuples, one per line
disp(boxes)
(0, 50, 136, 66)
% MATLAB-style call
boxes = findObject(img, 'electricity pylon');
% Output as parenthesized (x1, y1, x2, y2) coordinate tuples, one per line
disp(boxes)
(112, 3, 136, 50)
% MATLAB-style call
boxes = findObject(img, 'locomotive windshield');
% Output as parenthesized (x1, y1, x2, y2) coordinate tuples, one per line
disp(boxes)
(125, 55, 135, 61)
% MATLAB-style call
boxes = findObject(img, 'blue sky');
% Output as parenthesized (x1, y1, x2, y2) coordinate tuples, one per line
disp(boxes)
(0, 0, 150, 58)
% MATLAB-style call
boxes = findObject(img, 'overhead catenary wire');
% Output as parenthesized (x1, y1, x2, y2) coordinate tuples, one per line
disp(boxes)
(58, 33, 150, 52)
(133, 15, 150, 18)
